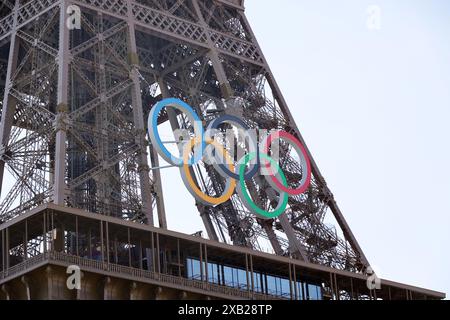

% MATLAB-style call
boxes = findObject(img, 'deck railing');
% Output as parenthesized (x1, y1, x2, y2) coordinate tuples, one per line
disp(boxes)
(0, 251, 278, 300)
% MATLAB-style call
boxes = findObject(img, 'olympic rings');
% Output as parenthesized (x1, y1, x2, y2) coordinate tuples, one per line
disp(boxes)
(236, 153, 289, 220)
(148, 98, 204, 166)
(262, 131, 312, 196)
(180, 138, 236, 206)
(206, 115, 260, 181)
(148, 99, 312, 219)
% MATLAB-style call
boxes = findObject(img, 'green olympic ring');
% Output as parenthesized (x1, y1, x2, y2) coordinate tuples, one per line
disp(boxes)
(236, 152, 289, 219)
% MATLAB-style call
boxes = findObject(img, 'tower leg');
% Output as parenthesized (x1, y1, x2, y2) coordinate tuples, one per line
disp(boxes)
(53, 1, 70, 205)
(126, 0, 158, 226)
(0, 0, 20, 197)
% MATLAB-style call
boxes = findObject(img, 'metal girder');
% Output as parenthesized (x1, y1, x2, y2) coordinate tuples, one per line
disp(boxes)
(68, 79, 133, 120)
(0, 0, 60, 43)
(69, 0, 264, 66)
(68, 144, 141, 189)
(16, 30, 58, 57)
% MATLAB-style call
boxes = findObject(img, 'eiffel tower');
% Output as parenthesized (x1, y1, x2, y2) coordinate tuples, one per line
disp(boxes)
(0, 0, 444, 300)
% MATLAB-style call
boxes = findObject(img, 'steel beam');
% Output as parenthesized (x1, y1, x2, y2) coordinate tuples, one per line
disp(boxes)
(126, 0, 157, 226)
(53, 0, 71, 205)
(0, 0, 20, 197)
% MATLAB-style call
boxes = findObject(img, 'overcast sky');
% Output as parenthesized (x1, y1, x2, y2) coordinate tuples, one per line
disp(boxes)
(160, 0, 450, 297)
(244, 0, 450, 296)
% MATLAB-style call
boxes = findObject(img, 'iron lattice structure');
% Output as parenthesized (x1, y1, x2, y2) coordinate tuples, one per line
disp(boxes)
(0, 0, 370, 274)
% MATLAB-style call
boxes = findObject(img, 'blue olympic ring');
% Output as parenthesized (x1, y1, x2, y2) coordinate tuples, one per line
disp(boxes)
(148, 98, 204, 166)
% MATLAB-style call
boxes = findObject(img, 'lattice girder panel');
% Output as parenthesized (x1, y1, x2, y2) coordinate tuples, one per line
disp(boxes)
(61, 8, 151, 222)
(76, 0, 128, 17)
(0, 49, 10, 116)
(163, 55, 223, 106)
(158, 43, 207, 76)
(135, 0, 199, 22)
(132, 1, 207, 44)
(0, 126, 53, 220)
(0, 0, 60, 43)
(197, 0, 252, 41)
(72, 0, 263, 66)
(134, 29, 174, 76)
(9, 7, 60, 115)
(0, 1, 15, 18)
(0, 6, 59, 222)
(0, 11, 14, 41)
(66, 89, 145, 219)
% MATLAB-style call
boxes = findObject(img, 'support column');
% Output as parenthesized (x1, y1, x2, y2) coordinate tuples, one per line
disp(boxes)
(329, 273, 335, 300)
(350, 277, 354, 300)
(191, 0, 233, 98)
(5, 228, 9, 269)
(127, 227, 131, 267)
(148, 145, 167, 228)
(54, 0, 71, 205)
(263, 176, 308, 261)
(334, 273, 340, 300)
(46, 266, 53, 299)
(278, 214, 308, 261)
(1, 284, 10, 301)
(288, 263, 293, 300)
(20, 276, 31, 300)
(75, 216, 79, 256)
(105, 222, 110, 264)
(249, 254, 254, 295)
(199, 242, 204, 282)
(204, 244, 208, 283)
(1, 229, 4, 271)
(0, 0, 20, 196)
(156, 233, 160, 273)
(293, 264, 298, 300)
(177, 238, 181, 277)
(100, 221, 104, 262)
(43, 213, 47, 253)
(126, 0, 160, 227)
(23, 219, 28, 260)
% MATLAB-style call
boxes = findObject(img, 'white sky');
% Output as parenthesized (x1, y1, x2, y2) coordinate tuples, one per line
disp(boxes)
(242, 0, 450, 296)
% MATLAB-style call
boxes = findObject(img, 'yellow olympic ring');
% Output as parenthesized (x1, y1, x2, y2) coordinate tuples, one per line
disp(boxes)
(180, 138, 237, 206)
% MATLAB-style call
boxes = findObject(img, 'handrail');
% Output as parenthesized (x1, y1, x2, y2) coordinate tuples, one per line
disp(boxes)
(1, 251, 280, 300)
